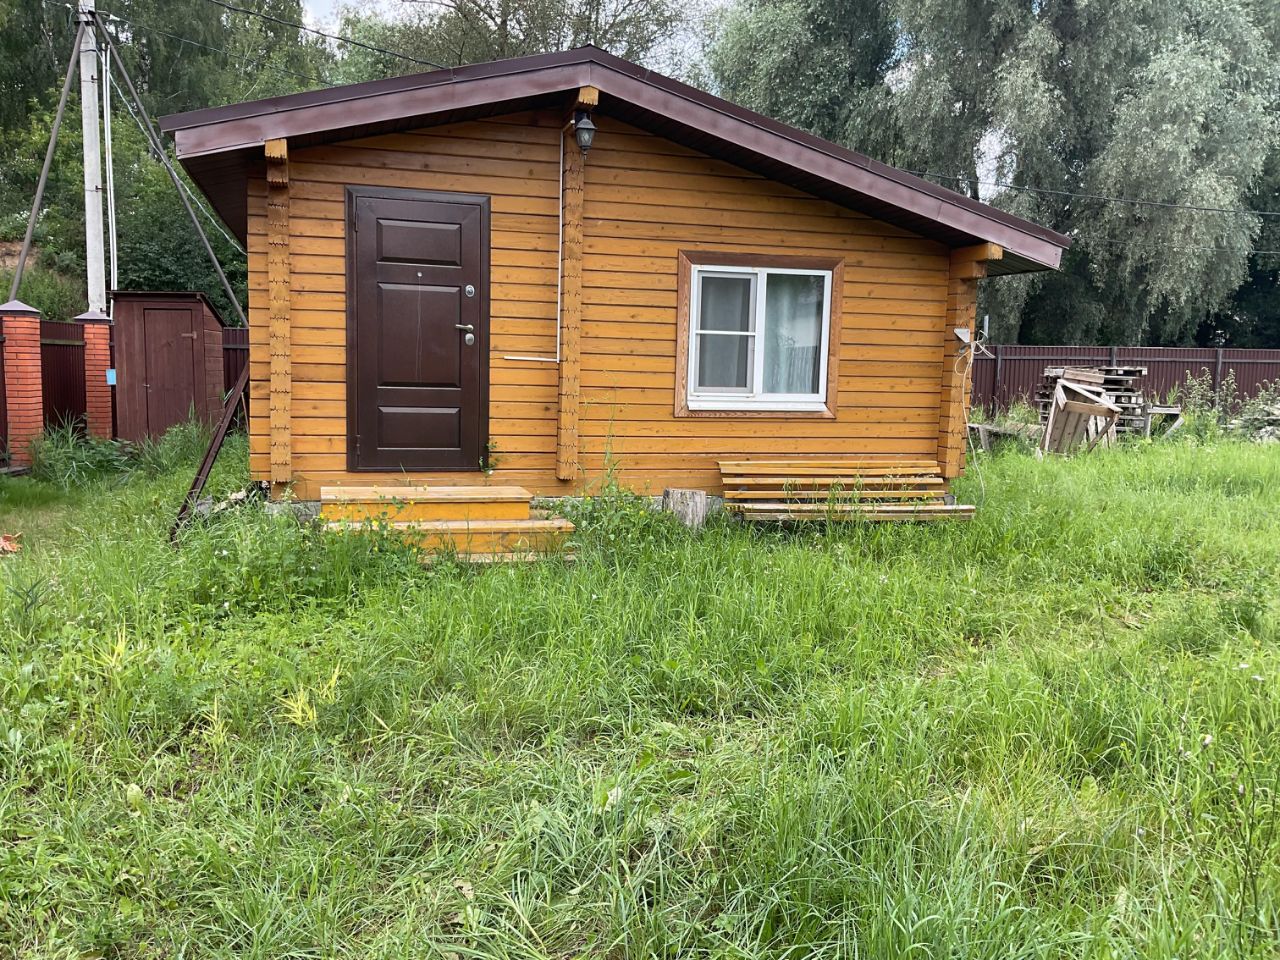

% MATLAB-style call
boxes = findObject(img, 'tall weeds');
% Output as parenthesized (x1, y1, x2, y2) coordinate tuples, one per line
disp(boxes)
(0, 438, 1276, 958)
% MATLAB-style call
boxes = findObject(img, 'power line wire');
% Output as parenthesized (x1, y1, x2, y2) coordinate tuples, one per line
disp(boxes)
(201, 0, 449, 70)
(105, 70, 247, 255)
(1080, 234, 1280, 258)
(98, 8, 334, 89)
(913, 169, 1280, 219)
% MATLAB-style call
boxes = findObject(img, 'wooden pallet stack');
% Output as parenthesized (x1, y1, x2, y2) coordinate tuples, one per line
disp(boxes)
(1036, 365, 1148, 437)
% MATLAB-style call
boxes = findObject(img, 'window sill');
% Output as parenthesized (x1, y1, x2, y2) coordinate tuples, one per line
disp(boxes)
(678, 398, 836, 419)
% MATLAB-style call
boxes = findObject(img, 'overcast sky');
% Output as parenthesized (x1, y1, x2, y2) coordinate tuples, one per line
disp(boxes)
(301, 0, 343, 25)
(301, 0, 410, 26)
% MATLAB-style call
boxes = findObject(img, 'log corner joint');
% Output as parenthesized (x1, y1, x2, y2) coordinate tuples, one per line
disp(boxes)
(265, 138, 292, 492)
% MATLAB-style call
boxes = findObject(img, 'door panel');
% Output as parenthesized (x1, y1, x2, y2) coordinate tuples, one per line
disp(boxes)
(348, 188, 489, 471)
(377, 220, 461, 265)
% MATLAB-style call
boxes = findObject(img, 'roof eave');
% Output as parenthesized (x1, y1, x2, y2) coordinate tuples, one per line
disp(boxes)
(162, 48, 1070, 271)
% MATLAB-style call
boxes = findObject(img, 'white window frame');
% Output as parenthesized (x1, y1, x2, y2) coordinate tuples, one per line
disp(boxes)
(686, 264, 833, 412)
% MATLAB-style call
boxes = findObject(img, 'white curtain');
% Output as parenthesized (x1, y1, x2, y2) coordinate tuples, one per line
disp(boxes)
(764, 274, 823, 394)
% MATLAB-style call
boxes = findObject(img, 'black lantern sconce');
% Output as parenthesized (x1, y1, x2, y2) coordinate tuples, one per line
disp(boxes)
(573, 110, 596, 156)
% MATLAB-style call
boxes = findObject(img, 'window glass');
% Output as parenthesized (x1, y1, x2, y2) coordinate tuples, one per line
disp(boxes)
(763, 273, 825, 394)
(698, 274, 753, 331)
(696, 333, 751, 390)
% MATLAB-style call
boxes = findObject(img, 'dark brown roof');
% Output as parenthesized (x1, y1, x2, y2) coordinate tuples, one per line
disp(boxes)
(160, 46, 1070, 273)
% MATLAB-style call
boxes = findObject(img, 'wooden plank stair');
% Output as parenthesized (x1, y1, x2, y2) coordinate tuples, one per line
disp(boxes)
(718, 459, 975, 521)
(319, 485, 574, 561)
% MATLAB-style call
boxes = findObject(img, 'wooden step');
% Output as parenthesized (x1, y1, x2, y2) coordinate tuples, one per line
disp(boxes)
(324, 517, 574, 556)
(319, 485, 532, 522)
(425, 550, 579, 565)
(738, 503, 976, 521)
(722, 475, 947, 487)
(719, 459, 939, 477)
(725, 488, 947, 502)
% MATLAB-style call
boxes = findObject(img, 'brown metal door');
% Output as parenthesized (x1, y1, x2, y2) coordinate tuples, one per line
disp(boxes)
(348, 187, 489, 471)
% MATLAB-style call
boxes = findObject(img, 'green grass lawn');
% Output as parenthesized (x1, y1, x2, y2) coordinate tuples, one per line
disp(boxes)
(1, 435, 1278, 958)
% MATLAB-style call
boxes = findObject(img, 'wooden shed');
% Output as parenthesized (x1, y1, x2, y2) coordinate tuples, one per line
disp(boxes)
(112, 291, 227, 443)
(160, 47, 1069, 542)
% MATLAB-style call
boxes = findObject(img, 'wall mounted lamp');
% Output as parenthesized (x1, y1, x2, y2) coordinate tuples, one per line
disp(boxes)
(573, 110, 596, 156)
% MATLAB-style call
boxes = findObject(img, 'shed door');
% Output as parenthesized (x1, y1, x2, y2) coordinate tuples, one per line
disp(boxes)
(349, 188, 488, 471)
(114, 298, 204, 443)
(144, 307, 201, 436)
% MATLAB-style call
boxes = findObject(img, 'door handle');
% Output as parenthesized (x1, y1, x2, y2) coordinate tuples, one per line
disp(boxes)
(455, 324, 474, 332)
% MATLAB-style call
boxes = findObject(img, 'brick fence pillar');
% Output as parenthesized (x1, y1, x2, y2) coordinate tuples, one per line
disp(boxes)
(77, 309, 113, 439)
(0, 300, 44, 467)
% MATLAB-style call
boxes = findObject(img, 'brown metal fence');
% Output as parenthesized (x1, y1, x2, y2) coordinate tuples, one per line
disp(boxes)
(971, 345, 1280, 411)
(222, 326, 248, 395)
(40, 320, 86, 428)
(0, 328, 7, 452)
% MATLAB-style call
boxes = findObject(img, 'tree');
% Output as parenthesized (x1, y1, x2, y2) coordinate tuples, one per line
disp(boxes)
(709, 0, 901, 163)
(708, 0, 1280, 346)
(0, 0, 332, 321)
(334, 0, 691, 81)
(0, 0, 78, 131)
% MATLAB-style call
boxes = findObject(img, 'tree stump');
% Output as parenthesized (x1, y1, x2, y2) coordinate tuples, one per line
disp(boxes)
(661, 488, 709, 529)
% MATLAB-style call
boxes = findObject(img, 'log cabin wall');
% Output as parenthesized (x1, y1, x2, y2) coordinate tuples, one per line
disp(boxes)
(246, 109, 960, 500)
(578, 115, 952, 493)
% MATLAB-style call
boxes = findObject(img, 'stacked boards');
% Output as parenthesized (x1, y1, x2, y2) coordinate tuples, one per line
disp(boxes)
(718, 459, 974, 521)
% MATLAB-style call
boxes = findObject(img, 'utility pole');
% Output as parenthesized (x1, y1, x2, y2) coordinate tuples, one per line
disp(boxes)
(78, 0, 107, 313)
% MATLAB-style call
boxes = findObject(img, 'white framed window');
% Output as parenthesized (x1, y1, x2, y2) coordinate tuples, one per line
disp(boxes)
(686, 264, 833, 411)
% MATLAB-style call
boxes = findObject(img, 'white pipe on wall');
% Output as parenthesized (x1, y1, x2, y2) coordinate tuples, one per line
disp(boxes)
(502, 118, 574, 363)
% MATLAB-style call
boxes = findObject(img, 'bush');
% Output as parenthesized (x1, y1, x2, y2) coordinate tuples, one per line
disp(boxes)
(26, 418, 216, 490)
(0, 264, 86, 322)
(28, 424, 131, 489)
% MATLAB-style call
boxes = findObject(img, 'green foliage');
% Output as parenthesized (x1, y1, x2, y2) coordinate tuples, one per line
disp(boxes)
(0, 265, 85, 322)
(556, 478, 686, 553)
(0, 0, 332, 324)
(1085, 0, 1277, 341)
(27, 418, 217, 490)
(1173, 370, 1280, 441)
(1, 440, 1279, 956)
(708, 0, 901, 161)
(710, 0, 1280, 347)
(28, 424, 131, 489)
(334, 0, 691, 81)
(132, 417, 213, 476)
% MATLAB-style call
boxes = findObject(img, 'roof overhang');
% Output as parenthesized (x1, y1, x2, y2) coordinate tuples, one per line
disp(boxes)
(160, 47, 1070, 273)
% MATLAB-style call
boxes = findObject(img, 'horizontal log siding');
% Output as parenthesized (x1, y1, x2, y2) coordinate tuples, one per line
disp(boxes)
(246, 111, 951, 498)
(572, 115, 949, 490)
(246, 112, 565, 497)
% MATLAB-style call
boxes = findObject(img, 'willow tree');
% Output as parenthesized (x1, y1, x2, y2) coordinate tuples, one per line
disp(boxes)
(711, 0, 1280, 345)
(707, 0, 901, 163)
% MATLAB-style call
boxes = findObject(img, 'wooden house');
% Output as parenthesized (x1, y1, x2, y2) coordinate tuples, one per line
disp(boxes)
(161, 47, 1068, 553)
